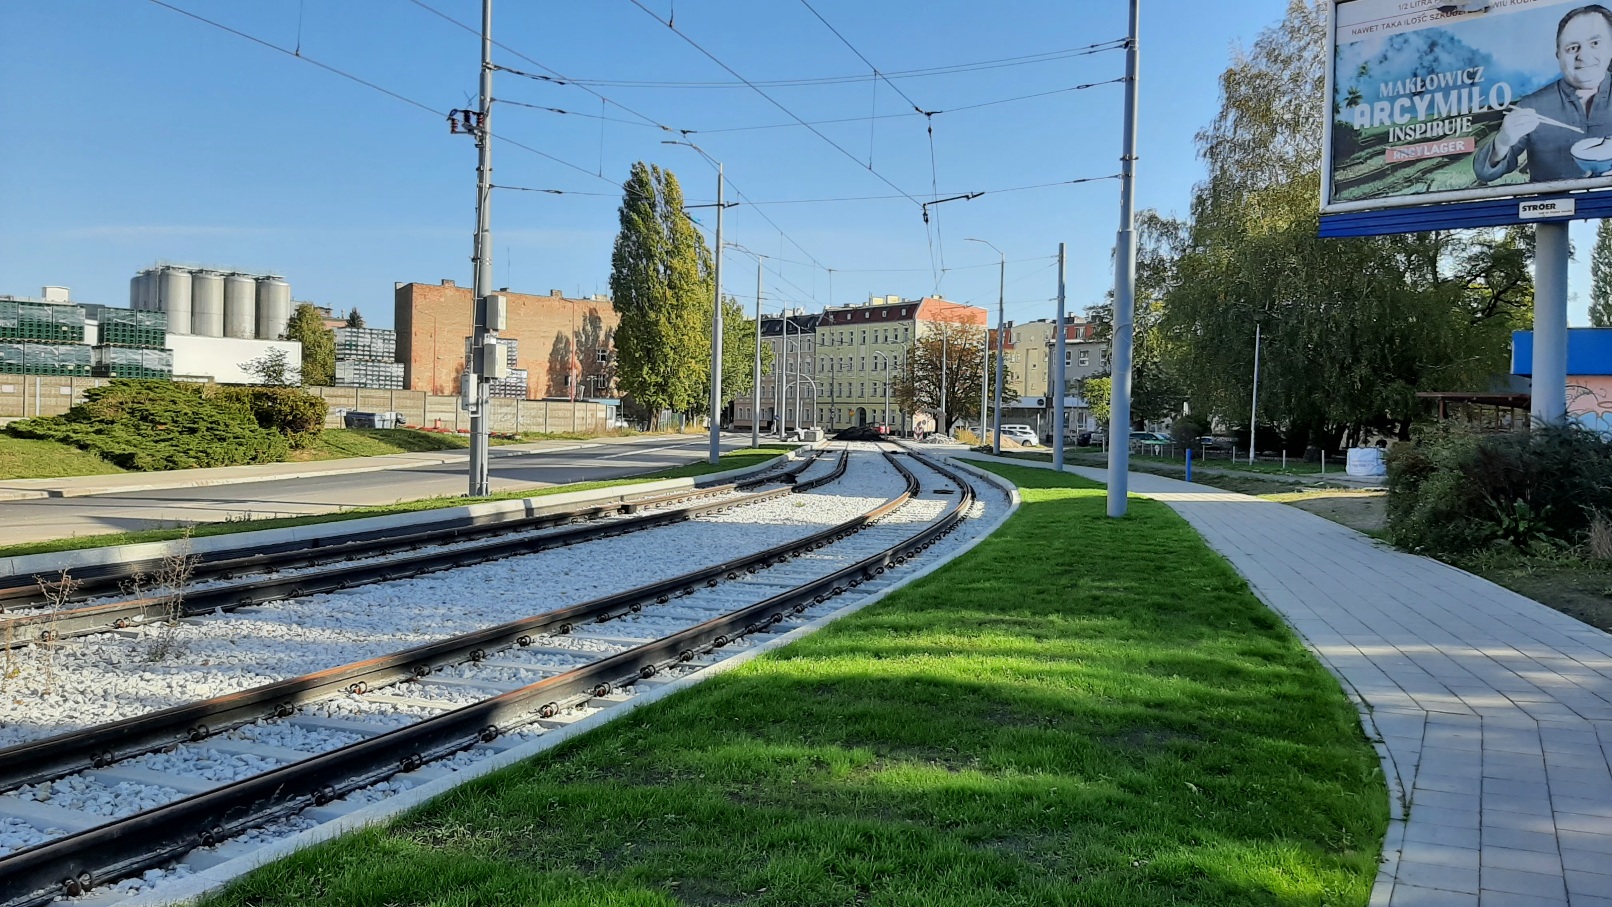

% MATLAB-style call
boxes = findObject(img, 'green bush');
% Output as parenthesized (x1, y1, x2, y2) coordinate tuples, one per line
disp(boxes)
(1385, 422, 1612, 554)
(6, 380, 288, 470)
(214, 385, 327, 449)
(1169, 414, 1209, 446)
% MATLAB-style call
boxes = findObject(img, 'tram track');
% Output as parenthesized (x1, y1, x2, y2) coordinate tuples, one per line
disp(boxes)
(0, 447, 829, 611)
(0, 450, 844, 648)
(0, 447, 980, 907)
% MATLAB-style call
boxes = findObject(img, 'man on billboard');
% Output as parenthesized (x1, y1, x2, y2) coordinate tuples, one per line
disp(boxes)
(1475, 4, 1612, 183)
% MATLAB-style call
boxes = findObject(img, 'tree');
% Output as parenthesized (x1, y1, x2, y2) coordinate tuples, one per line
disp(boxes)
(608, 162, 711, 424)
(284, 303, 335, 386)
(890, 319, 985, 433)
(344, 307, 364, 328)
(241, 348, 298, 387)
(1153, 0, 1531, 448)
(1592, 220, 1612, 327)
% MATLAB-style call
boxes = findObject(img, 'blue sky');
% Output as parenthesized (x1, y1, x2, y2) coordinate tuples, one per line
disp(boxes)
(0, 1, 1595, 329)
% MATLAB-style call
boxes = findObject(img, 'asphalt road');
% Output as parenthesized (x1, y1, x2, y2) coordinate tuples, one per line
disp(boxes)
(0, 434, 750, 547)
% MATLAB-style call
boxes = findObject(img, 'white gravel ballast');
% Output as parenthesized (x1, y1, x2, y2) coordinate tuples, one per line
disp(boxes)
(0, 447, 901, 750)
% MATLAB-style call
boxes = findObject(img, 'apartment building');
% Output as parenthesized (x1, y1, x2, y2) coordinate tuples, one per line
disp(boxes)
(991, 317, 1108, 436)
(815, 294, 987, 432)
(732, 310, 819, 432)
(1003, 317, 1106, 398)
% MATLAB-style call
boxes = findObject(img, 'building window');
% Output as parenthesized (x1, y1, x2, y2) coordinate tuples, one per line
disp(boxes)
(597, 349, 609, 362)
(1078, 351, 1090, 367)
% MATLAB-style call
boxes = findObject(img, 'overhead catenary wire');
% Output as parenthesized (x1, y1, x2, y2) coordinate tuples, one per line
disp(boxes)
(145, 0, 622, 186)
(406, 0, 839, 290)
(626, 0, 927, 210)
(545, 39, 1129, 88)
(492, 174, 1121, 208)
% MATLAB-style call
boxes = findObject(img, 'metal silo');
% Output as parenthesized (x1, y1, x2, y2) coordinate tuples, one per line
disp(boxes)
(158, 268, 193, 335)
(134, 270, 157, 311)
(223, 274, 256, 339)
(128, 275, 141, 310)
(190, 270, 225, 337)
(256, 276, 291, 340)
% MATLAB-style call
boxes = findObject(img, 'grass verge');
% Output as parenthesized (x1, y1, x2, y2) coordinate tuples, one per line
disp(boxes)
(1057, 449, 1327, 477)
(0, 435, 127, 480)
(199, 464, 1386, 907)
(0, 447, 798, 560)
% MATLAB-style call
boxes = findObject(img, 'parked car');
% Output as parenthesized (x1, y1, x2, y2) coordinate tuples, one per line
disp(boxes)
(1129, 430, 1171, 451)
(1198, 436, 1236, 452)
(999, 425, 1040, 447)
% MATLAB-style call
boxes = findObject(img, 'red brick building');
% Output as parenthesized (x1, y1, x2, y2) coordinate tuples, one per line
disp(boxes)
(394, 280, 619, 399)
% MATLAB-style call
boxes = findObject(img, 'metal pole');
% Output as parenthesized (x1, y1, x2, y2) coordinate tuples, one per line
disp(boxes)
(940, 332, 948, 437)
(993, 252, 1005, 455)
(1053, 242, 1067, 471)
(1107, 0, 1140, 518)
(1533, 221, 1570, 423)
(708, 162, 724, 464)
(1248, 321, 1261, 466)
(777, 317, 787, 437)
(980, 325, 989, 445)
(467, 0, 494, 497)
(793, 324, 802, 428)
(752, 259, 762, 449)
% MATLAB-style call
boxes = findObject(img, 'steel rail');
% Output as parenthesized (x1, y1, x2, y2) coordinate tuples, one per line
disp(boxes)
(0, 450, 846, 649)
(0, 449, 827, 608)
(0, 450, 857, 792)
(0, 449, 960, 907)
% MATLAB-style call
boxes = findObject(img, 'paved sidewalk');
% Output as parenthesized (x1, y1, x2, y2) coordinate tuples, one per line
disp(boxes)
(957, 453, 1612, 907)
(0, 439, 600, 501)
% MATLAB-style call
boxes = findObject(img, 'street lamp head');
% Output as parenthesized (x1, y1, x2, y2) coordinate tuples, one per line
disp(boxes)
(964, 237, 1004, 258)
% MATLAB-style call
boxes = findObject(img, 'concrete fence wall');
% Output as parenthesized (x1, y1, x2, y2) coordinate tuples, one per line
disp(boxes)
(0, 376, 108, 419)
(0, 379, 610, 435)
(305, 386, 610, 434)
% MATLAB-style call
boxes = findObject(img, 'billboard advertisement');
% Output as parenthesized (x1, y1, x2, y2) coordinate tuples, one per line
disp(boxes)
(1325, 0, 1612, 213)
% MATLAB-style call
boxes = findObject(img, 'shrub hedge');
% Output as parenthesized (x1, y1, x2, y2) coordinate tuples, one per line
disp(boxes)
(1386, 422, 1612, 554)
(6, 380, 289, 470)
(214, 386, 327, 449)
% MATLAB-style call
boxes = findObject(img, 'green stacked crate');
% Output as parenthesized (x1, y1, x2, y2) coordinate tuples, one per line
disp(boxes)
(0, 343, 23, 375)
(91, 344, 172, 379)
(98, 309, 168, 348)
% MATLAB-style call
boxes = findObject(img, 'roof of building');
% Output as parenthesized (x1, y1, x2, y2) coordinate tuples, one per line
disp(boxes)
(817, 296, 986, 327)
(759, 312, 821, 337)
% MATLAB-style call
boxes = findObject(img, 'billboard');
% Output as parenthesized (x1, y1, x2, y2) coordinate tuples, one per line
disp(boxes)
(1324, 0, 1612, 214)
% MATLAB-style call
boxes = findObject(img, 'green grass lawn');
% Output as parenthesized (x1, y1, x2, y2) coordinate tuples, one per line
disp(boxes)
(199, 464, 1386, 907)
(1060, 448, 1327, 476)
(0, 435, 127, 480)
(0, 447, 798, 560)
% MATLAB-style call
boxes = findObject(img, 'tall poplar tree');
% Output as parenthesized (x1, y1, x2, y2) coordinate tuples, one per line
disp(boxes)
(609, 163, 710, 422)
(284, 303, 334, 386)
(1591, 220, 1612, 327)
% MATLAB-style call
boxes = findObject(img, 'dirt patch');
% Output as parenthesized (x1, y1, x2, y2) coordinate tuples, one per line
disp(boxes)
(1459, 562, 1612, 634)
(1273, 491, 1387, 534)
